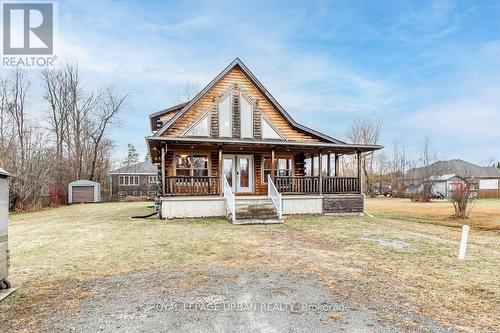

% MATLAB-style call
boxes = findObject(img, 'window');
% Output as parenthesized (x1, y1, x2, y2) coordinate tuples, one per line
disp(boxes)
(148, 175, 157, 183)
(175, 154, 209, 177)
(321, 154, 329, 176)
(185, 112, 210, 137)
(262, 157, 293, 183)
(262, 117, 282, 140)
(218, 93, 232, 137)
(240, 92, 253, 138)
(119, 176, 139, 186)
(304, 156, 321, 176)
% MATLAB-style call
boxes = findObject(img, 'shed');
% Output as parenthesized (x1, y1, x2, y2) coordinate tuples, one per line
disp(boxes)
(426, 174, 467, 197)
(0, 167, 11, 289)
(68, 180, 101, 204)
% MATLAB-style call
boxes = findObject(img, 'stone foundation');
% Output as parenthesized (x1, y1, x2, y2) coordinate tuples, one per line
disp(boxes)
(323, 194, 364, 214)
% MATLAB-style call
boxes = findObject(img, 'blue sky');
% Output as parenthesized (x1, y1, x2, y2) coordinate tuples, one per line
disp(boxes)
(35, 1, 500, 164)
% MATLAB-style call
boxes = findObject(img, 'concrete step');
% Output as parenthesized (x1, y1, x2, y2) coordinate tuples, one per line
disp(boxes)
(231, 196, 281, 224)
(236, 199, 274, 206)
(233, 218, 283, 225)
(236, 204, 276, 211)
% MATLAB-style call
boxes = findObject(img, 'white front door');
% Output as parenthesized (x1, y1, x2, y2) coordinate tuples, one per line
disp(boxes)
(222, 154, 253, 193)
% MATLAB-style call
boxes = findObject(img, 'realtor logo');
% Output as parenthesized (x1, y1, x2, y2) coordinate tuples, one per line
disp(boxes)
(1, 1, 57, 66)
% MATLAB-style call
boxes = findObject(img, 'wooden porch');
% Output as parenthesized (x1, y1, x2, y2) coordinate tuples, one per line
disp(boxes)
(162, 175, 360, 196)
(147, 136, 371, 198)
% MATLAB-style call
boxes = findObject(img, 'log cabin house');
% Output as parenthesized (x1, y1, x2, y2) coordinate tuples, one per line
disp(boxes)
(147, 58, 382, 223)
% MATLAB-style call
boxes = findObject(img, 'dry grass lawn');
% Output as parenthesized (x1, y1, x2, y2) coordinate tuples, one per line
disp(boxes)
(366, 197, 500, 231)
(1, 199, 499, 332)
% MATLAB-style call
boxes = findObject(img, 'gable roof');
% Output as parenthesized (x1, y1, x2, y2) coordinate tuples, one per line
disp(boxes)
(427, 174, 462, 182)
(152, 58, 345, 144)
(110, 160, 157, 174)
(149, 101, 189, 132)
(407, 159, 500, 179)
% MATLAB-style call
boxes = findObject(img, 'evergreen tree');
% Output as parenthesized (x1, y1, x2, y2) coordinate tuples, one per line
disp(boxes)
(123, 144, 139, 167)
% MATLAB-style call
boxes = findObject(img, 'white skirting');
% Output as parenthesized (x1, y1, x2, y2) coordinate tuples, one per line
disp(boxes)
(161, 196, 226, 219)
(282, 195, 323, 215)
(161, 195, 325, 219)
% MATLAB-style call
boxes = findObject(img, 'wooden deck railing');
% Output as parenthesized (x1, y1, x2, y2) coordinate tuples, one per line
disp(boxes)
(164, 176, 219, 195)
(321, 177, 360, 193)
(275, 176, 360, 194)
(275, 176, 319, 193)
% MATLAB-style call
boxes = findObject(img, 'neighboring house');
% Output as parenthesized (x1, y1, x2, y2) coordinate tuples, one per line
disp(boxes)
(109, 160, 158, 199)
(424, 174, 467, 198)
(400, 159, 500, 199)
(146, 58, 382, 223)
(370, 181, 392, 196)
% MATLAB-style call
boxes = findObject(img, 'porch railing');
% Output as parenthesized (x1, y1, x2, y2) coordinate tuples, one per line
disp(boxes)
(274, 176, 319, 193)
(268, 175, 282, 219)
(321, 177, 360, 193)
(164, 176, 219, 195)
(223, 176, 236, 222)
(274, 176, 360, 194)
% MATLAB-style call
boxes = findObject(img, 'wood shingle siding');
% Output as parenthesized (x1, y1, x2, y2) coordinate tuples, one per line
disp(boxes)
(163, 67, 321, 142)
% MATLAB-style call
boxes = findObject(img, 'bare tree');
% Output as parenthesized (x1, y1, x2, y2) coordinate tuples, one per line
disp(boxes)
(0, 69, 53, 210)
(177, 82, 199, 103)
(411, 136, 443, 202)
(449, 180, 475, 218)
(88, 88, 127, 181)
(347, 116, 382, 196)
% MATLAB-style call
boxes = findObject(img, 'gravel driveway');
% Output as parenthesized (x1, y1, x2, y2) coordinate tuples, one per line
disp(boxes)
(40, 265, 395, 332)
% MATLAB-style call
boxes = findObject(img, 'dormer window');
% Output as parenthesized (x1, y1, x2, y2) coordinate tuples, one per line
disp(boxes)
(240, 91, 253, 138)
(218, 92, 232, 137)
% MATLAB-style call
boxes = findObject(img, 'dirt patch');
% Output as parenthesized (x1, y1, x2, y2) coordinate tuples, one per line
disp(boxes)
(2, 266, 407, 332)
(361, 234, 409, 249)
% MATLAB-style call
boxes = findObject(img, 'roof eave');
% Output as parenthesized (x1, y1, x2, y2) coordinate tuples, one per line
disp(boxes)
(146, 135, 382, 152)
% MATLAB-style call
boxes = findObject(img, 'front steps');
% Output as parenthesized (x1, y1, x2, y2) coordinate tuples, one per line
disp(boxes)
(229, 197, 283, 224)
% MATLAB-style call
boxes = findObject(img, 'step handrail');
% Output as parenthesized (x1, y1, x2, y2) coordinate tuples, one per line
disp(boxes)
(268, 175, 283, 219)
(223, 175, 236, 222)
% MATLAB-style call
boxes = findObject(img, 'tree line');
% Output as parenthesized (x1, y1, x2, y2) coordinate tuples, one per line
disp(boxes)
(0, 64, 127, 210)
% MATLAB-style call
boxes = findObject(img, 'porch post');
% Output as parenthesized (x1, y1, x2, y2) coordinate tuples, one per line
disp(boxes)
(334, 154, 340, 177)
(218, 146, 223, 196)
(271, 148, 275, 182)
(161, 144, 166, 196)
(356, 150, 362, 194)
(327, 153, 331, 177)
(318, 149, 323, 195)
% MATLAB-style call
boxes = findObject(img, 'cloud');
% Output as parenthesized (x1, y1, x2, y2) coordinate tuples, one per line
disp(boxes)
(31, 0, 499, 164)
(389, 0, 464, 43)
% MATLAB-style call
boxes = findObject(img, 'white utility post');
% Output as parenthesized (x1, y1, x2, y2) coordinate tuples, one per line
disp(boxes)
(458, 225, 470, 260)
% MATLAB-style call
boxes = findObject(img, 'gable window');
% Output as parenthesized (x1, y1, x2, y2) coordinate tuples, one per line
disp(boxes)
(119, 176, 139, 186)
(262, 157, 293, 183)
(240, 92, 253, 138)
(262, 117, 282, 140)
(175, 154, 209, 177)
(218, 93, 232, 137)
(184, 112, 210, 137)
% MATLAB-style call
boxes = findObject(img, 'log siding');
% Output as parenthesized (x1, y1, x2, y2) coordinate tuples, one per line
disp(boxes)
(163, 67, 322, 142)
